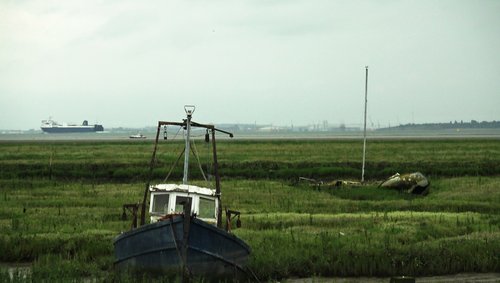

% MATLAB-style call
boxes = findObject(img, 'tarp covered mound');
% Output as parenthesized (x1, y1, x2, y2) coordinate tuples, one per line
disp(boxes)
(380, 172, 430, 195)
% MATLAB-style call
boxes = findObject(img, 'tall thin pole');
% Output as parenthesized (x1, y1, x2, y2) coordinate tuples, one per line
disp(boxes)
(361, 66, 368, 183)
(211, 129, 223, 228)
(183, 106, 195, 185)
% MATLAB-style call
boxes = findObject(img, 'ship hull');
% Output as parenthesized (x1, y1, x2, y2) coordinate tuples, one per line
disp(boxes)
(114, 215, 250, 280)
(41, 126, 103, 133)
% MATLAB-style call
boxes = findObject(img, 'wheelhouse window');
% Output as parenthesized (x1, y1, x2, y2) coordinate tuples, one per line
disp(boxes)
(198, 197, 216, 219)
(174, 196, 192, 212)
(152, 194, 169, 214)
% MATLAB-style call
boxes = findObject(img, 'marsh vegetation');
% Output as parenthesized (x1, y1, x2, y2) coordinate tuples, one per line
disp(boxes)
(0, 139, 499, 281)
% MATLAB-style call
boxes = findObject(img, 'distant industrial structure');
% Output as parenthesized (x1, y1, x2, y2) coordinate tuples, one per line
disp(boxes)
(215, 122, 361, 134)
(380, 120, 500, 131)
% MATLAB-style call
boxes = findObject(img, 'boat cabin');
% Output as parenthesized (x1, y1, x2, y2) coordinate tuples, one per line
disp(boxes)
(149, 184, 219, 225)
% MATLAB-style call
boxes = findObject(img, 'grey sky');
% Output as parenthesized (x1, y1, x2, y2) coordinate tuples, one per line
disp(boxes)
(1, 0, 499, 130)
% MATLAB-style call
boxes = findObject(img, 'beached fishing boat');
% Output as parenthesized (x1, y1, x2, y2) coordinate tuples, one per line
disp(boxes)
(114, 106, 251, 280)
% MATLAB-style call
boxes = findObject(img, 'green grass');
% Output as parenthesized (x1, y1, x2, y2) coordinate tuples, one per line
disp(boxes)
(1, 139, 499, 180)
(222, 177, 500, 278)
(0, 139, 499, 281)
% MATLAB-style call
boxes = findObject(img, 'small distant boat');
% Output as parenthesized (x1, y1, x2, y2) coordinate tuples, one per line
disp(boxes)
(114, 106, 251, 280)
(129, 133, 147, 139)
(41, 118, 104, 133)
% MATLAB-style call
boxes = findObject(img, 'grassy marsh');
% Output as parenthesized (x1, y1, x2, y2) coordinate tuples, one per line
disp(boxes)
(0, 139, 499, 281)
(1, 139, 499, 180)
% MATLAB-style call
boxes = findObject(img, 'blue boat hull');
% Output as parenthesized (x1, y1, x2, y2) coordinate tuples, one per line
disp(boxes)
(114, 215, 251, 279)
(41, 126, 103, 133)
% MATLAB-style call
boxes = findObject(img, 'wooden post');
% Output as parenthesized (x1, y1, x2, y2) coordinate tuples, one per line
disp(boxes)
(211, 129, 223, 228)
(182, 198, 192, 282)
(140, 122, 162, 226)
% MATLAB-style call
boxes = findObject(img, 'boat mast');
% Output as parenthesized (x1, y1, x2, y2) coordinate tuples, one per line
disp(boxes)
(183, 105, 195, 185)
(138, 107, 233, 227)
(361, 66, 368, 183)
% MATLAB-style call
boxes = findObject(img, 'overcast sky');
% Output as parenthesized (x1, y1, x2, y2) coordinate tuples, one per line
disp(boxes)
(1, 0, 499, 130)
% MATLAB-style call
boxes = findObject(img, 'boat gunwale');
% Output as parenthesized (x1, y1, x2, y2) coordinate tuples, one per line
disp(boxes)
(113, 215, 251, 253)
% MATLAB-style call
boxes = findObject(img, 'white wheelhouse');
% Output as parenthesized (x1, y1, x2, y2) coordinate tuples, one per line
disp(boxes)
(149, 184, 220, 225)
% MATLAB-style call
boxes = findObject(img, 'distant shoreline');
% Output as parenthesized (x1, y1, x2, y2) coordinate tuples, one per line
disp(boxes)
(1, 128, 500, 141)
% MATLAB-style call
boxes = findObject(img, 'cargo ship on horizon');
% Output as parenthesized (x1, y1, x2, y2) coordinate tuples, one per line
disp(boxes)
(41, 118, 104, 133)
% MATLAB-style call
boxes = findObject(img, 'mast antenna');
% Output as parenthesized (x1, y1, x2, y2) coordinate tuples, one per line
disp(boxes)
(183, 105, 195, 185)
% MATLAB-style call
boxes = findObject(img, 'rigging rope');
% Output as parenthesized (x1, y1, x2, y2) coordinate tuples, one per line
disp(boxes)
(191, 139, 208, 182)
(161, 125, 214, 187)
(163, 147, 185, 182)
(155, 127, 185, 168)
(162, 126, 184, 182)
